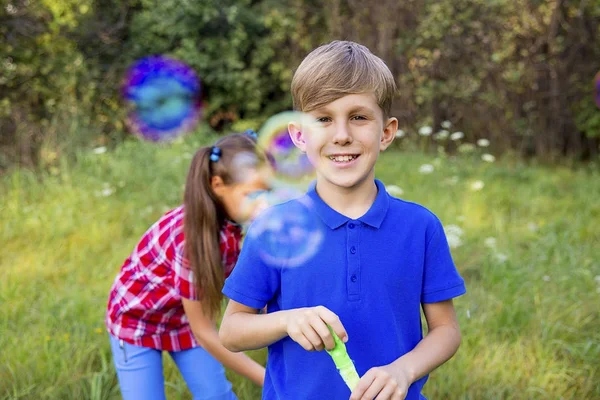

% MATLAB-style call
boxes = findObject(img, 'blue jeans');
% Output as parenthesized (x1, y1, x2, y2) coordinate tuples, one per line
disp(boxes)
(109, 335, 238, 400)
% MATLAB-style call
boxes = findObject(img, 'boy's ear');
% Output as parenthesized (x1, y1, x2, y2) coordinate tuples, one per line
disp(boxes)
(380, 117, 398, 151)
(287, 121, 307, 152)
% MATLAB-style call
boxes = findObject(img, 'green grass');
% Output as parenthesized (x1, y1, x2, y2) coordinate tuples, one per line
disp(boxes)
(1, 132, 599, 399)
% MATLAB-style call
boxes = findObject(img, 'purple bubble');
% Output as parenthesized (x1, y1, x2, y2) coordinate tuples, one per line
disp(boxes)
(258, 112, 315, 181)
(121, 55, 202, 142)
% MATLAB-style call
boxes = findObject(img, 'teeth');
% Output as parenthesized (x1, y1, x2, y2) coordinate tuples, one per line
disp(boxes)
(329, 155, 358, 162)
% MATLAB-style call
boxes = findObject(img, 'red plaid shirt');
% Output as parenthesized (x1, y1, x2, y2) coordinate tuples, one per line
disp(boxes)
(105, 206, 242, 351)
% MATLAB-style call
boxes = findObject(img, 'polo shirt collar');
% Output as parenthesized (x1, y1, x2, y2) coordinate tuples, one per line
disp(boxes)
(306, 179, 390, 229)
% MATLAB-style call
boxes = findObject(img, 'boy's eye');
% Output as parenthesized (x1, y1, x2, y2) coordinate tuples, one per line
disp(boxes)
(316, 117, 330, 123)
(351, 115, 367, 121)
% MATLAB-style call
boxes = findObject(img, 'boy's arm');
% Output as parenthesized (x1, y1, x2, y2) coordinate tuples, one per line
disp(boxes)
(219, 300, 348, 353)
(392, 299, 461, 381)
(350, 300, 461, 400)
(181, 298, 265, 386)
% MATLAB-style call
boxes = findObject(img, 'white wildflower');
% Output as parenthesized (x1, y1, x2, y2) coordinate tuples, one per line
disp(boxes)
(100, 187, 114, 197)
(495, 253, 508, 263)
(542, 275, 551, 282)
(395, 129, 406, 138)
(527, 222, 538, 232)
(466, 309, 471, 319)
(446, 234, 463, 249)
(477, 138, 490, 147)
(386, 185, 404, 197)
(418, 126, 433, 136)
(435, 130, 449, 140)
(93, 146, 107, 154)
(419, 164, 434, 174)
(484, 237, 497, 249)
(441, 120, 452, 129)
(450, 131, 464, 141)
(481, 154, 496, 163)
(444, 224, 464, 237)
(444, 225, 464, 249)
(470, 180, 485, 191)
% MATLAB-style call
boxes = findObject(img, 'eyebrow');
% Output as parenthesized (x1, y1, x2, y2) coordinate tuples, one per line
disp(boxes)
(313, 105, 376, 115)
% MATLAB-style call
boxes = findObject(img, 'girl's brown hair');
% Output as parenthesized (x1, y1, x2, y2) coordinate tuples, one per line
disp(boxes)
(183, 133, 265, 320)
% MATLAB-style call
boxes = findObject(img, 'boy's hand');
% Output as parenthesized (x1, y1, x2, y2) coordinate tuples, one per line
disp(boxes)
(349, 364, 411, 400)
(283, 306, 347, 351)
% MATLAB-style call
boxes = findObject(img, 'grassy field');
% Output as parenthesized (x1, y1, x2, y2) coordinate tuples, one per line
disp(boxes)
(1, 132, 599, 399)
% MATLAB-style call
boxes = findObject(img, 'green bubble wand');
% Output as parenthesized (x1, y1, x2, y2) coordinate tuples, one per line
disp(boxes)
(326, 325, 360, 391)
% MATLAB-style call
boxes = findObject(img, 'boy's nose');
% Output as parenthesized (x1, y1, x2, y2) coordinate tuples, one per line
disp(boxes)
(332, 123, 353, 145)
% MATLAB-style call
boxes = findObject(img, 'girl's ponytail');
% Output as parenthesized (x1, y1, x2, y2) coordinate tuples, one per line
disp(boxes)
(183, 133, 265, 320)
(183, 146, 225, 321)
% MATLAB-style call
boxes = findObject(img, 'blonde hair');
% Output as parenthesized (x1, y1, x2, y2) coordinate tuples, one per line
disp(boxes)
(291, 40, 397, 117)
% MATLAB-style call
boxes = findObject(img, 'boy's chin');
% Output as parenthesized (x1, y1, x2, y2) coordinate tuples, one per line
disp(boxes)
(321, 175, 366, 190)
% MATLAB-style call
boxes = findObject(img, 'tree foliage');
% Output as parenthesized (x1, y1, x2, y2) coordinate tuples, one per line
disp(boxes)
(1, 0, 599, 170)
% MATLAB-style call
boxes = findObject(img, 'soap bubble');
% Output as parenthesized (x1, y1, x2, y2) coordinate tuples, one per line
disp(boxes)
(121, 55, 202, 142)
(258, 111, 316, 183)
(245, 192, 324, 268)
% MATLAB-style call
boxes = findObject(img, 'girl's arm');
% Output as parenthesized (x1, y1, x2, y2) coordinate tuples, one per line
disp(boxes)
(181, 298, 265, 386)
(219, 300, 348, 353)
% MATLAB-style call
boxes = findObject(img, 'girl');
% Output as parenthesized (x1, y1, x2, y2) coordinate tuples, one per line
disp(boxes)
(105, 132, 269, 400)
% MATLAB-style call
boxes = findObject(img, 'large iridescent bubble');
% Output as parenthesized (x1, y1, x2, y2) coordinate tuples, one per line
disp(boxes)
(121, 55, 202, 142)
(257, 111, 316, 183)
(240, 112, 324, 267)
(245, 193, 324, 268)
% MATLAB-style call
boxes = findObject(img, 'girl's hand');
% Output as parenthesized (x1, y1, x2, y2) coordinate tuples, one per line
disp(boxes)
(283, 306, 347, 351)
(249, 364, 266, 387)
(349, 364, 411, 400)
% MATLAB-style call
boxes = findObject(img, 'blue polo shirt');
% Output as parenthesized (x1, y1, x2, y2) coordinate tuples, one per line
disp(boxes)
(223, 179, 466, 400)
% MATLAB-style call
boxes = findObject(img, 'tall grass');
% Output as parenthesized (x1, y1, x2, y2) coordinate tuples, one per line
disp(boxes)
(1, 130, 598, 399)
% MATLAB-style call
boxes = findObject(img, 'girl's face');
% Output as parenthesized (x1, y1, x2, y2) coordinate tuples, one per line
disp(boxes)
(212, 168, 271, 224)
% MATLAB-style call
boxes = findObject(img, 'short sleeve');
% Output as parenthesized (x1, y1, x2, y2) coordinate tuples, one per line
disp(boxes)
(421, 217, 466, 303)
(173, 244, 199, 300)
(222, 221, 281, 310)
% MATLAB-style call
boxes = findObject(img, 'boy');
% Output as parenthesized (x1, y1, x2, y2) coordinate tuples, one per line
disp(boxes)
(219, 41, 466, 400)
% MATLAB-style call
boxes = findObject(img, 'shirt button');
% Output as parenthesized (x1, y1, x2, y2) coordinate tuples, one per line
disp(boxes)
(350, 246, 356, 254)
(348, 223, 355, 229)
(350, 274, 357, 282)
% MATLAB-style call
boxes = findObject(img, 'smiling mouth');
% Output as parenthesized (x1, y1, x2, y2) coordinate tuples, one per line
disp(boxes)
(328, 154, 360, 163)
